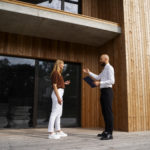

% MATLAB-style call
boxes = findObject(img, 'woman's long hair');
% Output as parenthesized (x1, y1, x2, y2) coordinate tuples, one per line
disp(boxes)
(51, 59, 64, 76)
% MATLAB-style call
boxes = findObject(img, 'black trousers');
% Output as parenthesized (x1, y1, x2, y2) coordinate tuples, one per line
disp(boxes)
(100, 88, 113, 134)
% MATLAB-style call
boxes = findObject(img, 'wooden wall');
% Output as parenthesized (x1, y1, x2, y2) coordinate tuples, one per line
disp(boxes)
(83, 0, 129, 131)
(82, 0, 150, 131)
(0, 0, 129, 131)
(1, 0, 150, 132)
(98, 37, 128, 131)
(0, 31, 101, 128)
(123, 0, 150, 131)
(0, 30, 129, 131)
(82, 0, 123, 23)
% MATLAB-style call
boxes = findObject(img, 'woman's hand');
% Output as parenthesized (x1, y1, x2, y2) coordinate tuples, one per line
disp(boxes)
(83, 68, 90, 74)
(64, 80, 71, 85)
(94, 81, 100, 87)
(58, 98, 62, 105)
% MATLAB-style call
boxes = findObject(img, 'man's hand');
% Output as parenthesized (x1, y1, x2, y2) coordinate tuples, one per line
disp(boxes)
(64, 80, 71, 85)
(83, 68, 90, 74)
(94, 81, 100, 87)
(58, 98, 62, 105)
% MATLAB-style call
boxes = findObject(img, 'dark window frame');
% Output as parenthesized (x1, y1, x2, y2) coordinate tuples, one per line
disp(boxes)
(0, 54, 82, 128)
(18, 0, 82, 14)
(61, 0, 82, 14)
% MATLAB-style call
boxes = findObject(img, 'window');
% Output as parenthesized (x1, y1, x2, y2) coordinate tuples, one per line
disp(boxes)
(0, 55, 81, 128)
(0, 56, 35, 128)
(18, 0, 82, 14)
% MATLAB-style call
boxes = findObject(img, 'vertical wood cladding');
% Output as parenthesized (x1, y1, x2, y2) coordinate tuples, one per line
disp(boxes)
(123, 0, 150, 131)
(0, 0, 129, 131)
(82, 0, 123, 23)
(82, 0, 129, 131)
(1, 0, 150, 132)
(0, 31, 101, 128)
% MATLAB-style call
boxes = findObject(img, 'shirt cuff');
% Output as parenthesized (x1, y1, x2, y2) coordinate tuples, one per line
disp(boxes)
(100, 81, 105, 85)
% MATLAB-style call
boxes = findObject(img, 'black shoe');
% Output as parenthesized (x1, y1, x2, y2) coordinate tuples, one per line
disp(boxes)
(97, 131, 107, 137)
(100, 133, 113, 140)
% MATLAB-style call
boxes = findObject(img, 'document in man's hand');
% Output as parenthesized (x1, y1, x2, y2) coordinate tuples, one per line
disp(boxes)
(83, 76, 96, 88)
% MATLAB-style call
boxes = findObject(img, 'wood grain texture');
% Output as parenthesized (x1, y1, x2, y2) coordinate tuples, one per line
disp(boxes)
(98, 36, 128, 131)
(1, 0, 120, 26)
(98, 0, 129, 131)
(82, 0, 150, 131)
(82, 0, 123, 23)
(123, 0, 150, 131)
(82, 0, 129, 131)
(1, 0, 150, 132)
(0, 31, 101, 128)
(0, 0, 129, 131)
(0, 30, 128, 131)
(95, 0, 150, 131)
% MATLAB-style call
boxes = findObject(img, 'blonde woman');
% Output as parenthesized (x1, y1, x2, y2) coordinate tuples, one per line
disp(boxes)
(48, 59, 70, 139)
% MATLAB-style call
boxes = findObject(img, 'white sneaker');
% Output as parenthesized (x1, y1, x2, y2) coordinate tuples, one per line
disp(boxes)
(56, 131, 68, 137)
(48, 133, 60, 139)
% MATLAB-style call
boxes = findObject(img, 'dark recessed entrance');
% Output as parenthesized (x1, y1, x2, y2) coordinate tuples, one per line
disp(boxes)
(0, 55, 81, 128)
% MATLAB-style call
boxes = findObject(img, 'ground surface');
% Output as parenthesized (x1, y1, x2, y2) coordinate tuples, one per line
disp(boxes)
(0, 128, 150, 150)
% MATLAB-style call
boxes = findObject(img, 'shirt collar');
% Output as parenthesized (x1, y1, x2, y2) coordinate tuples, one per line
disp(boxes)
(104, 63, 110, 68)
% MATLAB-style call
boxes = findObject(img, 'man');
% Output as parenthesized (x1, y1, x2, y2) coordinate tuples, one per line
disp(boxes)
(83, 54, 115, 140)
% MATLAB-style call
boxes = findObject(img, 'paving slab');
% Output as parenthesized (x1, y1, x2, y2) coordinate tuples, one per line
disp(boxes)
(0, 128, 150, 150)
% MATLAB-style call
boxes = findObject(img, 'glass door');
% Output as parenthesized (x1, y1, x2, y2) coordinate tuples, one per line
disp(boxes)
(62, 62, 81, 127)
(0, 55, 81, 129)
(0, 56, 35, 128)
(36, 60, 81, 127)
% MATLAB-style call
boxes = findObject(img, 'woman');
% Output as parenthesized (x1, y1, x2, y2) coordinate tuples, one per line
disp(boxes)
(48, 59, 70, 139)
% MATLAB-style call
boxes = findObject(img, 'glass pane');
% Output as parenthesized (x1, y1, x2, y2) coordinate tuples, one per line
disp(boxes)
(64, 2, 78, 14)
(18, 0, 49, 4)
(37, 0, 61, 10)
(37, 61, 54, 127)
(0, 56, 35, 128)
(68, 0, 78, 2)
(37, 60, 81, 127)
(17, 0, 80, 14)
(62, 62, 81, 127)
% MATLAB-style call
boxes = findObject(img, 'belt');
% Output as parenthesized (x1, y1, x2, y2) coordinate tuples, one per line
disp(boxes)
(101, 87, 112, 90)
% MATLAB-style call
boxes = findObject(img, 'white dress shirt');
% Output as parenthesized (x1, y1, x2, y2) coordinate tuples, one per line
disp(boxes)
(89, 63, 115, 89)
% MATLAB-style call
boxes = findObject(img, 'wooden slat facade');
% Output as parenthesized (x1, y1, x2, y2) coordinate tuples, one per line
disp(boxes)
(82, 0, 123, 23)
(0, 32, 101, 128)
(0, 0, 150, 131)
(83, 0, 150, 131)
(82, 0, 129, 131)
(123, 0, 150, 131)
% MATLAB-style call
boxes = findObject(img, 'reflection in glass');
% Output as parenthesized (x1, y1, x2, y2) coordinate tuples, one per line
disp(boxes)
(0, 55, 81, 128)
(62, 62, 81, 127)
(70, 0, 78, 2)
(37, 61, 54, 126)
(64, 2, 78, 14)
(37, 0, 61, 10)
(17, 0, 81, 14)
(0, 56, 35, 128)
(37, 60, 81, 127)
